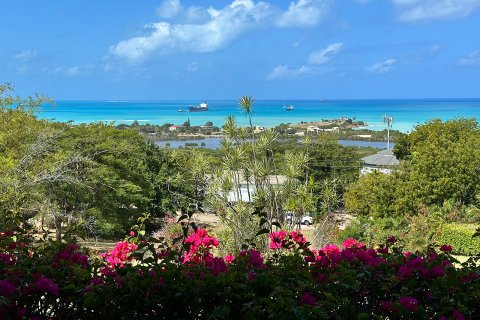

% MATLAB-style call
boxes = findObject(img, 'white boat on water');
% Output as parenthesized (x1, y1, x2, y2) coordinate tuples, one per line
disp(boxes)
(283, 103, 295, 111)
(189, 101, 208, 112)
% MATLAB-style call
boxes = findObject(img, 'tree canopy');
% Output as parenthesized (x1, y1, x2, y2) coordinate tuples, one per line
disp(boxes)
(346, 118, 480, 217)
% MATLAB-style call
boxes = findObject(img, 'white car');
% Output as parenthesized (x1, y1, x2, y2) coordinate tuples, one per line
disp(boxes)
(285, 212, 314, 226)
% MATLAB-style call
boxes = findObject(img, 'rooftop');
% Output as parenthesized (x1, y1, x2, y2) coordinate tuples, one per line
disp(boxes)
(362, 149, 399, 167)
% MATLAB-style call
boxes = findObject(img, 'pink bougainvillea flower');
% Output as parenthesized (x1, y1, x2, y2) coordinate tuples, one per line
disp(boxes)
(129, 231, 135, 237)
(453, 310, 465, 320)
(182, 228, 220, 264)
(300, 292, 317, 306)
(429, 265, 445, 278)
(225, 254, 235, 264)
(101, 241, 138, 268)
(321, 244, 340, 255)
(0, 279, 17, 297)
(269, 230, 287, 250)
(248, 249, 265, 269)
(440, 244, 452, 253)
(0, 253, 17, 265)
(205, 257, 227, 275)
(399, 296, 419, 312)
(55, 245, 89, 268)
(290, 231, 307, 245)
(35, 276, 59, 296)
(380, 301, 397, 313)
(342, 238, 358, 248)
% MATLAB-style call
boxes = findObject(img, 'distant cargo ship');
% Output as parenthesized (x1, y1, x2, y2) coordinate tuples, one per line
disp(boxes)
(189, 101, 208, 112)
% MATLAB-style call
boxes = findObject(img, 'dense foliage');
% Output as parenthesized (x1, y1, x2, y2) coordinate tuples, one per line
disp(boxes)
(343, 119, 480, 252)
(0, 225, 479, 319)
(347, 119, 480, 217)
(346, 119, 480, 216)
(0, 84, 201, 239)
(439, 224, 480, 256)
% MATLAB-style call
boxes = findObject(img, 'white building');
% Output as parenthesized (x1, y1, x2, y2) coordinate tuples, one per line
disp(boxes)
(226, 175, 288, 203)
(253, 126, 265, 134)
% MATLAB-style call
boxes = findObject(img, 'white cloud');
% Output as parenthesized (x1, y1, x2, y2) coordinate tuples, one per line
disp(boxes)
(156, 0, 182, 19)
(156, 0, 208, 22)
(366, 58, 397, 73)
(393, 0, 480, 22)
(14, 50, 38, 61)
(43, 65, 88, 77)
(267, 64, 311, 79)
(9, 50, 38, 74)
(276, 0, 331, 28)
(308, 42, 343, 64)
(109, 0, 331, 62)
(458, 50, 480, 65)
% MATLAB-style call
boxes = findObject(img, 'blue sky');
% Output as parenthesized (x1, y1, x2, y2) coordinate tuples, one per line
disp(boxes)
(1, 0, 480, 99)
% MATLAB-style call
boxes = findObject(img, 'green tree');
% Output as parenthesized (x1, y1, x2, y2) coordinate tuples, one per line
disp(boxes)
(346, 118, 480, 217)
(344, 171, 398, 217)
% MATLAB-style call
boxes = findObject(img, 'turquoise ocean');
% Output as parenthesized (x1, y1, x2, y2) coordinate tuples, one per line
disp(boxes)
(37, 99, 480, 133)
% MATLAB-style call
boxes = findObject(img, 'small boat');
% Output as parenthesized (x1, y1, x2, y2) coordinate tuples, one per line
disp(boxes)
(178, 109, 186, 112)
(286, 105, 294, 111)
(189, 101, 208, 112)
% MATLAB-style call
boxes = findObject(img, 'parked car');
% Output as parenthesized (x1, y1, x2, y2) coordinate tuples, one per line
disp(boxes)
(285, 212, 313, 226)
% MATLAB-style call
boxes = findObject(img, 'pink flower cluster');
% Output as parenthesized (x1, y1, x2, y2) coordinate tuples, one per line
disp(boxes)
(183, 228, 219, 263)
(53, 243, 89, 268)
(100, 241, 138, 268)
(269, 230, 307, 250)
(341, 238, 365, 249)
(0, 279, 17, 297)
(181, 229, 228, 275)
(239, 249, 265, 269)
(397, 255, 448, 280)
(34, 276, 59, 296)
(306, 242, 384, 269)
(269, 230, 287, 250)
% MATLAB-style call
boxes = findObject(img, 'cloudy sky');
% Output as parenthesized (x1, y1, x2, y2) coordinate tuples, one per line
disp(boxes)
(1, 0, 480, 99)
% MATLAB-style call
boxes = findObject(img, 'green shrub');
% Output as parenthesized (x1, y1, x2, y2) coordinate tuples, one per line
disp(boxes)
(403, 213, 443, 253)
(439, 223, 480, 256)
(339, 217, 409, 248)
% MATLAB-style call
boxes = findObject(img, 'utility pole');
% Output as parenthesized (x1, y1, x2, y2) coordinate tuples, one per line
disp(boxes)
(383, 115, 394, 149)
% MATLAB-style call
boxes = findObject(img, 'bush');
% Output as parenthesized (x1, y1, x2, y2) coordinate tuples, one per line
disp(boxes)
(439, 223, 480, 256)
(339, 216, 409, 248)
(0, 227, 479, 319)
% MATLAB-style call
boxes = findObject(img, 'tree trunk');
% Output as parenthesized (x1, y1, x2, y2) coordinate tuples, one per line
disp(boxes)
(54, 216, 62, 242)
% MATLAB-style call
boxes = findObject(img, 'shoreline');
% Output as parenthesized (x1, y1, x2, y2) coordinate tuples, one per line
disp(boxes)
(36, 99, 480, 134)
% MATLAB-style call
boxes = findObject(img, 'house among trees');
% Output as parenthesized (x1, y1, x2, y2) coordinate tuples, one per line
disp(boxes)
(226, 175, 288, 203)
(360, 149, 399, 175)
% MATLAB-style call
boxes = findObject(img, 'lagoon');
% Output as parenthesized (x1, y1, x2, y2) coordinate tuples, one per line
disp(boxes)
(155, 138, 393, 150)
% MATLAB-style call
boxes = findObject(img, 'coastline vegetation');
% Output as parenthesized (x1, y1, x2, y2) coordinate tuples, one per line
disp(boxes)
(119, 118, 404, 144)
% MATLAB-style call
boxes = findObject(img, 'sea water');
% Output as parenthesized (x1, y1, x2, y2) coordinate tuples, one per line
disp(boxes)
(36, 99, 480, 133)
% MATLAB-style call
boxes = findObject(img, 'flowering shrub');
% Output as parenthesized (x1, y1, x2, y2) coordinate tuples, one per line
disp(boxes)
(0, 228, 479, 319)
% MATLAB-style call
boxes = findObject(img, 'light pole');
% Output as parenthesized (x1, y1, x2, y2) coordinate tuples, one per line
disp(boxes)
(383, 115, 394, 149)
